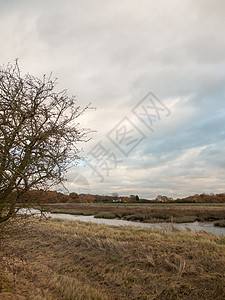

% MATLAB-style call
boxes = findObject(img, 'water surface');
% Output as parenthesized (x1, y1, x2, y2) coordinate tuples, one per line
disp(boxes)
(20, 208, 225, 235)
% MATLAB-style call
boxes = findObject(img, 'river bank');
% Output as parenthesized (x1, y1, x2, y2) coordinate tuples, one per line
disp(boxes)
(1, 217, 225, 299)
(41, 203, 225, 228)
(20, 208, 225, 235)
(50, 211, 225, 235)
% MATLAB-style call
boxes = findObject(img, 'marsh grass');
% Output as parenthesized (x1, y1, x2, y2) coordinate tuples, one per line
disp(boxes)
(44, 203, 225, 223)
(51, 209, 95, 216)
(214, 220, 225, 227)
(0, 218, 225, 299)
(172, 216, 198, 223)
(94, 212, 118, 219)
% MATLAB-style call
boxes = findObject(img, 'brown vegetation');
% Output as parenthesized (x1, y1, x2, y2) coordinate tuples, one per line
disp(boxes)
(70, 192, 225, 204)
(214, 220, 225, 227)
(18, 191, 225, 206)
(46, 203, 225, 224)
(0, 61, 90, 223)
(0, 218, 225, 299)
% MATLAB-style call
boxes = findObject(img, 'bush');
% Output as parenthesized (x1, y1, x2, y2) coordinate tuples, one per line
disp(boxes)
(94, 212, 117, 219)
(123, 214, 144, 222)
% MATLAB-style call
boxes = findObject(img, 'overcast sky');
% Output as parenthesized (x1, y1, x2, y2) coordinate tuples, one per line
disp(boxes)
(1, 0, 225, 198)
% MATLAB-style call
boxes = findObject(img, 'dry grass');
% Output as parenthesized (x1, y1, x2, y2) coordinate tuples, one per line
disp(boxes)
(0, 217, 225, 299)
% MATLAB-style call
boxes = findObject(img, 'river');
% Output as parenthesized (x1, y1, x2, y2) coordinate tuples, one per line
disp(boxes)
(19, 208, 225, 235)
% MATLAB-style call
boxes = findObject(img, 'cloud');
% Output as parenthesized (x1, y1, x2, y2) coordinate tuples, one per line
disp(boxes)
(1, 0, 225, 197)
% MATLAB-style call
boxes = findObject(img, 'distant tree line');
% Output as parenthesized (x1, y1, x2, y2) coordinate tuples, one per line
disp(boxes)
(174, 193, 225, 203)
(17, 191, 225, 204)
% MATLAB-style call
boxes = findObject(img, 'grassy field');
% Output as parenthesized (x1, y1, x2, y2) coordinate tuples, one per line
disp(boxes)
(43, 203, 225, 225)
(0, 217, 225, 299)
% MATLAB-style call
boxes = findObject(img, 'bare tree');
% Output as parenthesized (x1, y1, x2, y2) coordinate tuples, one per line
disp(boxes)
(0, 61, 90, 223)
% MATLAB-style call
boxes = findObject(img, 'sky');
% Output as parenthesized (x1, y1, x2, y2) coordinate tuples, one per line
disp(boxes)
(1, 0, 225, 199)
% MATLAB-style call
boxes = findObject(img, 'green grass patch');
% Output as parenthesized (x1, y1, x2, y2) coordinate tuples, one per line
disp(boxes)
(122, 214, 144, 222)
(173, 216, 198, 223)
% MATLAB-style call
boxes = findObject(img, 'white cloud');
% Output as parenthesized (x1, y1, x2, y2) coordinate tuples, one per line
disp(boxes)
(1, 0, 225, 197)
